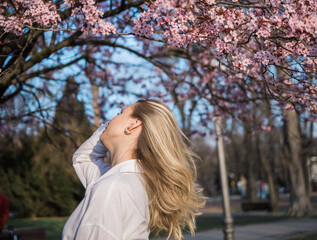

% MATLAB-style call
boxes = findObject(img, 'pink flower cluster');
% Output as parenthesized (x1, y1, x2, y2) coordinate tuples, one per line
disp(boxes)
(66, 0, 116, 36)
(133, 18, 154, 38)
(0, 0, 116, 36)
(254, 51, 277, 66)
(133, 0, 197, 47)
(132, 0, 317, 116)
(232, 54, 252, 71)
(133, 0, 316, 70)
(0, 0, 61, 35)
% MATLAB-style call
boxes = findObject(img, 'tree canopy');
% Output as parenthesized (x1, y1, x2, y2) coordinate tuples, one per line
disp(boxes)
(0, 0, 316, 125)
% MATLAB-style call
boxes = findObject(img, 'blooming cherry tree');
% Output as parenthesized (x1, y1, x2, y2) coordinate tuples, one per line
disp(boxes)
(133, 0, 317, 116)
(0, 0, 316, 116)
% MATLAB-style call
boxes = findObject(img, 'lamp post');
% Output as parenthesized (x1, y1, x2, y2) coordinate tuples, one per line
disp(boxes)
(215, 116, 234, 240)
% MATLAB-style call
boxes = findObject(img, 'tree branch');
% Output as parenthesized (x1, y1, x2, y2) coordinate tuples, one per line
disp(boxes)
(0, 30, 82, 99)
(16, 55, 84, 84)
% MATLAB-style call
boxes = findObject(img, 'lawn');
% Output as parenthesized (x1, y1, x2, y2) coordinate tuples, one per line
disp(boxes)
(5, 215, 290, 240)
(5, 217, 68, 240)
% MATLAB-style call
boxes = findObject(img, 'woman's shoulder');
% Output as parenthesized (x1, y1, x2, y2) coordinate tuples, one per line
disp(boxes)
(93, 172, 144, 194)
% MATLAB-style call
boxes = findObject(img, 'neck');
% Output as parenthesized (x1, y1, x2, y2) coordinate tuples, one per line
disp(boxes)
(109, 144, 137, 168)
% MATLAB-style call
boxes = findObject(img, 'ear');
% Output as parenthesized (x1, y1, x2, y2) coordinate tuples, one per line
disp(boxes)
(127, 118, 142, 131)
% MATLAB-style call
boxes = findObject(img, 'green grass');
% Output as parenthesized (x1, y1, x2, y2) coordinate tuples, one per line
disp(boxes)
(5, 217, 67, 240)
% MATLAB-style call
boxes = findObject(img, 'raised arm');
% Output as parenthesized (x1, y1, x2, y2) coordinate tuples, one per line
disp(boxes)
(72, 124, 111, 188)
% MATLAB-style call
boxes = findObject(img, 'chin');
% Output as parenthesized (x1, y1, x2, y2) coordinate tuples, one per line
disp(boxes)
(100, 135, 107, 146)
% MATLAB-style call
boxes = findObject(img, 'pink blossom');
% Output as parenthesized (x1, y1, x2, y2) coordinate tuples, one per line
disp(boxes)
(133, 19, 154, 37)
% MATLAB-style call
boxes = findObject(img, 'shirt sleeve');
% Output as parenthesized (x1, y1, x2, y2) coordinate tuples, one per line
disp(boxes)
(72, 124, 111, 188)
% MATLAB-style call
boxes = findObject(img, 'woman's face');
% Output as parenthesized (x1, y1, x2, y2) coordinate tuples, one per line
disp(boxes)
(100, 103, 136, 147)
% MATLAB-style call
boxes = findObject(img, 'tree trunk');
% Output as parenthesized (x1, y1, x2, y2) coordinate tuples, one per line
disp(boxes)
(255, 133, 278, 211)
(267, 109, 281, 206)
(243, 123, 257, 201)
(301, 120, 314, 200)
(91, 83, 101, 129)
(283, 109, 313, 216)
(171, 89, 187, 132)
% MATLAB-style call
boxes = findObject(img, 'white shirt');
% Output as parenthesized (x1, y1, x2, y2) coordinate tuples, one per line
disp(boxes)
(62, 124, 150, 240)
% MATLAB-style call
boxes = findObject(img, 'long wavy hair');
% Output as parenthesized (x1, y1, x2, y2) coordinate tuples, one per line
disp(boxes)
(131, 99, 206, 239)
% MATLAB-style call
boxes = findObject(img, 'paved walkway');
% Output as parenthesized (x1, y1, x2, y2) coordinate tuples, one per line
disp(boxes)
(182, 219, 317, 240)
(151, 218, 317, 240)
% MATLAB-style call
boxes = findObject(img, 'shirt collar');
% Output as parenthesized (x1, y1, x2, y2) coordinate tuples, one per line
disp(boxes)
(104, 159, 142, 177)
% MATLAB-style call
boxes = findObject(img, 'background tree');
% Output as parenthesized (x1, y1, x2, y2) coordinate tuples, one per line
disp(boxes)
(192, 137, 219, 196)
(0, 76, 92, 217)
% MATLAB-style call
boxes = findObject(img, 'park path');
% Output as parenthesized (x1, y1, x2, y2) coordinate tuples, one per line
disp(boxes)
(152, 193, 317, 239)
(181, 218, 317, 240)
(151, 218, 317, 240)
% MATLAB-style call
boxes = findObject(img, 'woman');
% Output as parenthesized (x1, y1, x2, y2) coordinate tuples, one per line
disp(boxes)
(62, 99, 205, 240)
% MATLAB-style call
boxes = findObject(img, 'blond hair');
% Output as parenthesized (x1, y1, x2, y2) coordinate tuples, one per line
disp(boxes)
(131, 99, 206, 239)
